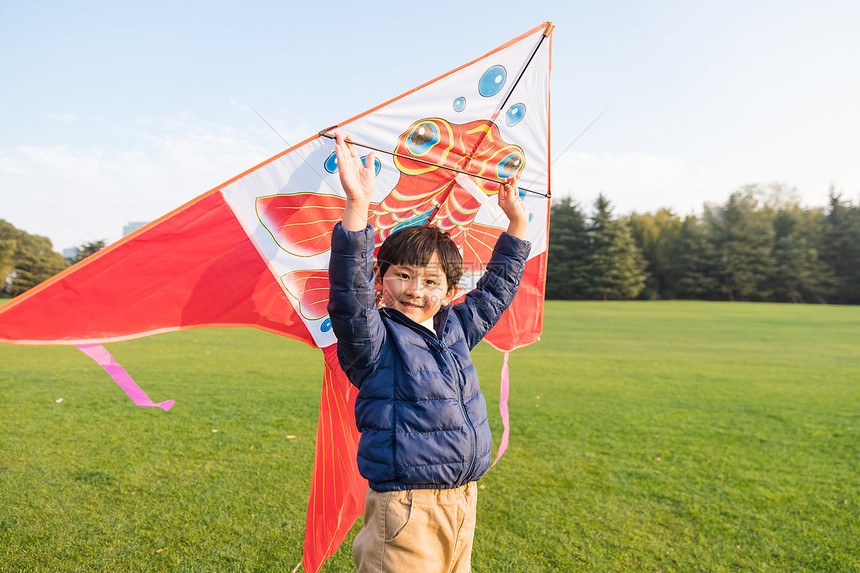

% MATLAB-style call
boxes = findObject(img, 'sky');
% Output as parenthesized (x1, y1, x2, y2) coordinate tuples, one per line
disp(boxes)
(2, 0, 859, 252)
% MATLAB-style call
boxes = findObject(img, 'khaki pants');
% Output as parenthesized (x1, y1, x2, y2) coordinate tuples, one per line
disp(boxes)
(353, 482, 478, 573)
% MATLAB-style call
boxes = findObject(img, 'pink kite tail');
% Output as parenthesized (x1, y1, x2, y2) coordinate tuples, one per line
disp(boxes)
(75, 344, 174, 411)
(489, 351, 511, 468)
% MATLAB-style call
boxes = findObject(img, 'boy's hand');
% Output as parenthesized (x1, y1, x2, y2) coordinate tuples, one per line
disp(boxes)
(336, 132, 376, 231)
(498, 177, 529, 239)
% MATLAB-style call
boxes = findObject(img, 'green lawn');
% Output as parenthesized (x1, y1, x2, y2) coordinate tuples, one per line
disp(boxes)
(1, 300, 858, 572)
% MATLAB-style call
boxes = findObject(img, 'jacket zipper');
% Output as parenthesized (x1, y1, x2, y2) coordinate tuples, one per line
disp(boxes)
(440, 340, 478, 485)
(382, 308, 479, 485)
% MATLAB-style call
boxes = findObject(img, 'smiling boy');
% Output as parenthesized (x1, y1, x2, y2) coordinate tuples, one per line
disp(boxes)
(327, 133, 530, 572)
(378, 253, 448, 323)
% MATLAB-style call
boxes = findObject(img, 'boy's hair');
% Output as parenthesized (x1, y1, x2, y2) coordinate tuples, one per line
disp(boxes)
(377, 225, 463, 290)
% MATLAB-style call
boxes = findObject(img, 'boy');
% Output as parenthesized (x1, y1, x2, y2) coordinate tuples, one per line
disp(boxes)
(327, 132, 530, 572)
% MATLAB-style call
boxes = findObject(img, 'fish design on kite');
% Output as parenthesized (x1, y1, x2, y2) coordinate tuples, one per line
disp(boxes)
(258, 116, 525, 321)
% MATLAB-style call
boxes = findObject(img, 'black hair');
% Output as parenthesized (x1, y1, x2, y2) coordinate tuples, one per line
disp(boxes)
(376, 225, 463, 291)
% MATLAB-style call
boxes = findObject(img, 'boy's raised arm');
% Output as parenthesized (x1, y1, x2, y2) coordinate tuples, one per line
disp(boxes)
(328, 133, 385, 384)
(336, 132, 376, 231)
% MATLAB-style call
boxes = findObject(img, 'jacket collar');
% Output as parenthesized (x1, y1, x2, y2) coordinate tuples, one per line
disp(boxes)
(381, 305, 450, 341)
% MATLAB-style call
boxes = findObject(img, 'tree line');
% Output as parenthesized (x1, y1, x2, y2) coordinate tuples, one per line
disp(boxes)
(1, 219, 103, 297)
(548, 184, 860, 304)
(3, 183, 859, 304)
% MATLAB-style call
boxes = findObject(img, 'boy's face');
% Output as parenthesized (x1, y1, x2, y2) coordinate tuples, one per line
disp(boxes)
(375, 252, 455, 325)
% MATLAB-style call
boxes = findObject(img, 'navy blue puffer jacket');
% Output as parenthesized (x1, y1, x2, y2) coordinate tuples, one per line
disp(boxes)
(327, 223, 530, 492)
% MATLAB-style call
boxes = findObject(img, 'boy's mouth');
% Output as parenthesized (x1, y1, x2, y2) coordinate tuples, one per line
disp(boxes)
(400, 301, 424, 309)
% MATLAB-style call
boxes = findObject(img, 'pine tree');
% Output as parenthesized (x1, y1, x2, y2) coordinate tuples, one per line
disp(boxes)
(705, 189, 774, 301)
(587, 194, 648, 300)
(672, 215, 721, 299)
(766, 209, 834, 303)
(546, 198, 591, 299)
(67, 240, 106, 264)
(821, 189, 860, 304)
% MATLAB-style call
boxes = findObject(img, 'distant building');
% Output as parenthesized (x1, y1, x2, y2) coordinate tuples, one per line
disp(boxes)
(123, 221, 149, 236)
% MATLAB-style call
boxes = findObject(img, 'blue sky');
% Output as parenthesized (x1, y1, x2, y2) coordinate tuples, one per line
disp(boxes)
(2, 0, 859, 251)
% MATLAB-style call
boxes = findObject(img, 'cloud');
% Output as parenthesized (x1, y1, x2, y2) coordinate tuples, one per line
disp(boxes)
(552, 151, 722, 215)
(47, 113, 77, 123)
(550, 150, 848, 217)
(0, 112, 304, 250)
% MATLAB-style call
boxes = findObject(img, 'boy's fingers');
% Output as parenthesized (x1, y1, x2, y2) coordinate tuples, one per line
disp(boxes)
(336, 132, 352, 156)
(335, 132, 349, 161)
(499, 178, 513, 200)
(365, 151, 376, 172)
(335, 132, 357, 159)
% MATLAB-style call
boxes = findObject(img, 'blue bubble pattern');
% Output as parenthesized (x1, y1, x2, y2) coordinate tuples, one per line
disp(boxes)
(324, 152, 338, 173)
(478, 65, 507, 97)
(505, 103, 526, 126)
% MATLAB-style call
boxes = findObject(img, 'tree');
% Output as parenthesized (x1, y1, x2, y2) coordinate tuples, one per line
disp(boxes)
(546, 198, 591, 299)
(705, 188, 774, 301)
(66, 240, 106, 264)
(586, 194, 648, 300)
(0, 239, 15, 295)
(672, 215, 721, 299)
(628, 209, 684, 299)
(0, 220, 18, 276)
(10, 251, 69, 296)
(0, 219, 69, 297)
(765, 208, 834, 303)
(821, 189, 860, 304)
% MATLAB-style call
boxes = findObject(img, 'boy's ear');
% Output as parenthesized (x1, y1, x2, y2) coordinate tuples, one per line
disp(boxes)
(373, 263, 382, 290)
(441, 286, 456, 306)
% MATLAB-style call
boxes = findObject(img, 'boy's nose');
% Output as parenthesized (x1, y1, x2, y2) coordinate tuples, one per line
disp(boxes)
(404, 278, 423, 295)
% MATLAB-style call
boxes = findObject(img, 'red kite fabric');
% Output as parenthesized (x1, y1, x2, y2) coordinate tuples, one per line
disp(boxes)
(0, 22, 552, 572)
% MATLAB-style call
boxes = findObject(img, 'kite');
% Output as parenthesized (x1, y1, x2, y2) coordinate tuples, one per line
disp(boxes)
(0, 22, 553, 572)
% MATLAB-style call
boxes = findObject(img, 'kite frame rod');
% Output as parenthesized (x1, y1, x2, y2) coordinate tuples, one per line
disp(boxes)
(494, 24, 551, 125)
(318, 130, 549, 198)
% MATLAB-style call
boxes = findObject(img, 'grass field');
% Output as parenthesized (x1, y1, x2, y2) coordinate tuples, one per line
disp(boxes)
(1, 300, 858, 572)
